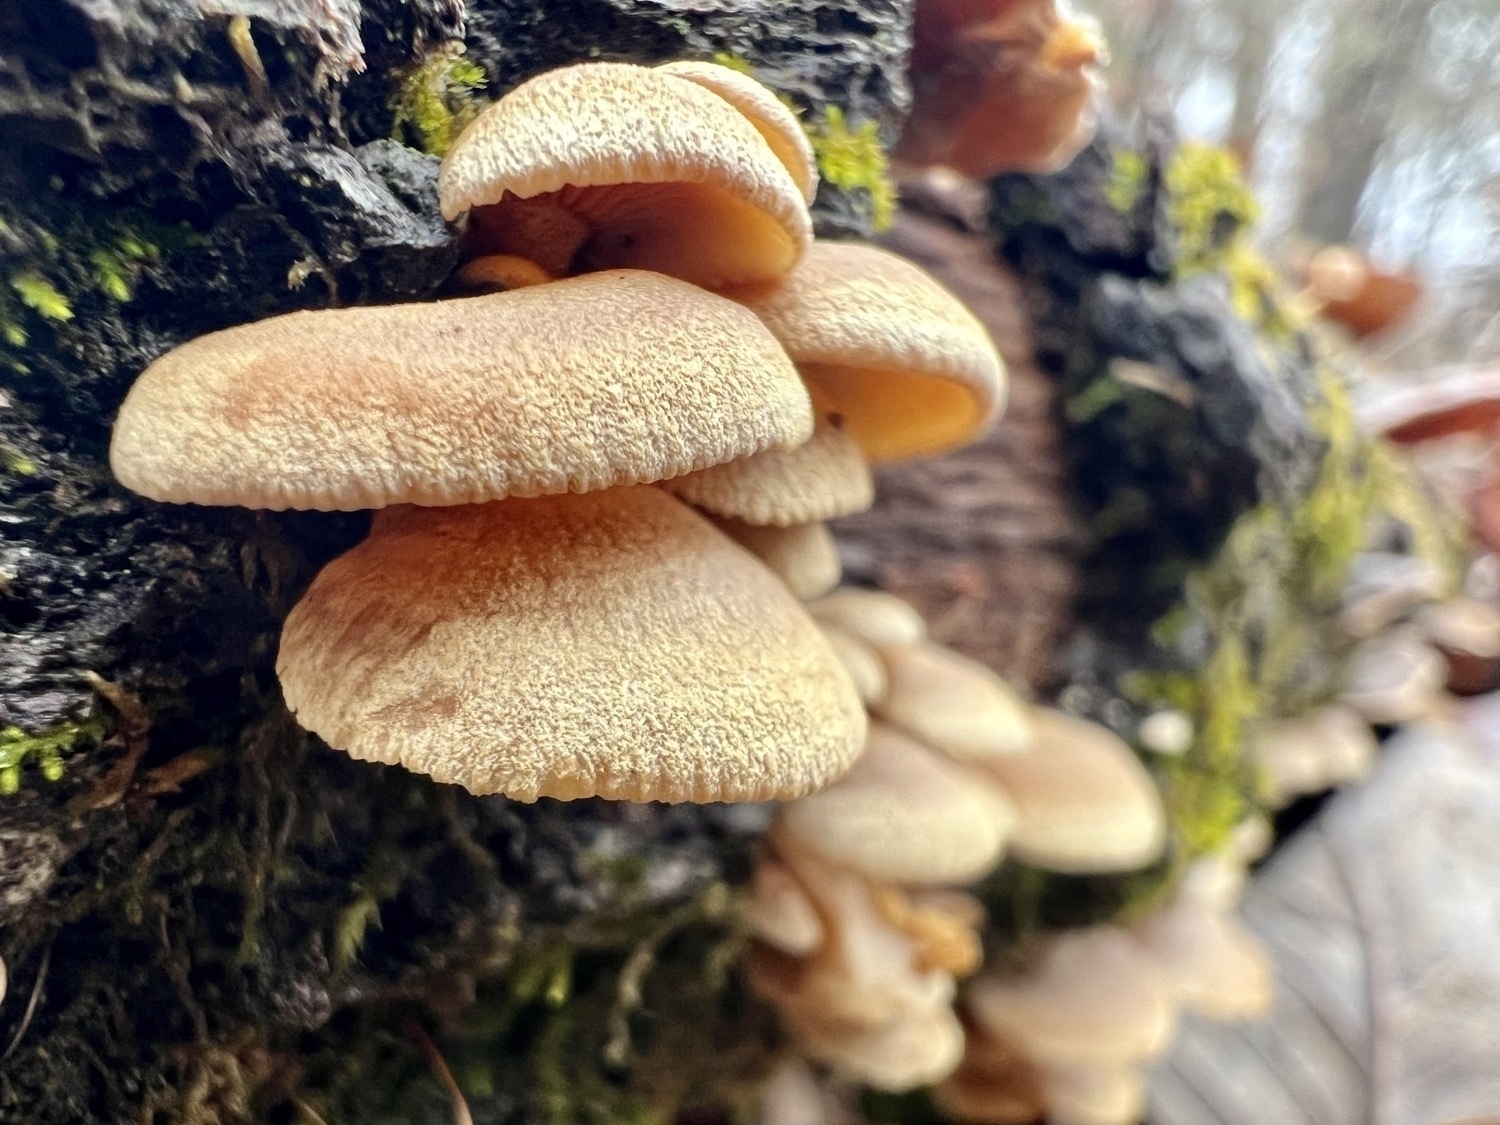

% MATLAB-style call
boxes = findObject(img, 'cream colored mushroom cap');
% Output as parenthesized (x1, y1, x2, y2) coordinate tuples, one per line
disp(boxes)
(662, 412, 874, 526)
(966, 928, 1176, 1065)
(276, 489, 867, 802)
(655, 60, 818, 203)
(748, 858, 825, 957)
(979, 708, 1167, 874)
(111, 271, 812, 511)
(818, 623, 889, 706)
(438, 62, 811, 288)
(807, 588, 928, 647)
(874, 641, 1034, 761)
(1134, 894, 1273, 1021)
(1041, 1061, 1148, 1125)
(737, 241, 1005, 461)
(776, 722, 1015, 885)
(795, 1002, 966, 1092)
(714, 518, 842, 600)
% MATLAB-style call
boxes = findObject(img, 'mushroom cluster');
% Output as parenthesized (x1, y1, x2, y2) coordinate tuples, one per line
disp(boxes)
(108, 60, 1012, 808)
(937, 851, 1272, 1125)
(745, 586, 1180, 1093)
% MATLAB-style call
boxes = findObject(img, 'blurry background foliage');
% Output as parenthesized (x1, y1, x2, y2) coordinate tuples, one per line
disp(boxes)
(1083, 0, 1500, 371)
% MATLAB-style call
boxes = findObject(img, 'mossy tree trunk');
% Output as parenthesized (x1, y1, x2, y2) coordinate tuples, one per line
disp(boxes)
(0, 4, 911, 1122)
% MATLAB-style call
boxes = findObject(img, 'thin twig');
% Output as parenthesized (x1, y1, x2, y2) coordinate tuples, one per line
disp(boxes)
(405, 1022, 473, 1125)
(291, 1096, 332, 1125)
(2, 940, 53, 1060)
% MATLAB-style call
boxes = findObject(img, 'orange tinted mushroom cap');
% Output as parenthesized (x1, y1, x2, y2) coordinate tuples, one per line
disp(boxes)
(438, 62, 812, 289)
(110, 271, 812, 511)
(276, 489, 867, 803)
(737, 241, 1005, 461)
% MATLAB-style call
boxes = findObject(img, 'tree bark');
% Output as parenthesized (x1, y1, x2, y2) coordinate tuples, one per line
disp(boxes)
(0, 4, 912, 1122)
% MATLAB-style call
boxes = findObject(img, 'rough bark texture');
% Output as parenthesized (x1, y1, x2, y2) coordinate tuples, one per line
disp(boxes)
(834, 170, 1084, 693)
(0, 3, 910, 1122)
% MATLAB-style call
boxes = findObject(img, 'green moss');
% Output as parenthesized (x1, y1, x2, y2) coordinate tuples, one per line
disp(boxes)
(806, 106, 897, 231)
(0, 717, 105, 793)
(709, 51, 754, 76)
(1165, 142, 1257, 274)
(389, 46, 489, 157)
(10, 273, 72, 322)
(1105, 148, 1149, 214)
(1157, 141, 1301, 337)
(1124, 367, 1465, 860)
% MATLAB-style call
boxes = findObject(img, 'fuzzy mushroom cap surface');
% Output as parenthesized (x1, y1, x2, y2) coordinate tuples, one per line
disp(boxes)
(978, 708, 1167, 873)
(776, 722, 1016, 885)
(736, 241, 1005, 461)
(438, 62, 811, 289)
(663, 411, 874, 526)
(111, 271, 812, 511)
(276, 489, 866, 802)
(655, 60, 819, 203)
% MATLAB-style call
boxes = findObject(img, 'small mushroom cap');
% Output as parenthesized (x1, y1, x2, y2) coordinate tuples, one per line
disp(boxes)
(795, 1002, 967, 1093)
(751, 857, 956, 1029)
(1249, 705, 1377, 805)
(714, 518, 842, 600)
(1040, 1060, 1147, 1125)
(966, 928, 1176, 1065)
(662, 410, 874, 526)
(439, 62, 811, 289)
(807, 587, 928, 647)
(1134, 894, 1273, 1021)
(1340, 627, 1447, 724)
(276, 488, 867, 802)
(737, 241, 1006, 461)
(655, 60, 818, 203)
(874, 641, 1033, 761)
(757, 1061, 835, 1125)
(818, 623, 890, 706)
(1358, 368, 1500, 444)
(776, 722, 1016, 885)
(111, 271, 813, 511)
(977, 708, 1167, 874)
(748, 858, 825, 956)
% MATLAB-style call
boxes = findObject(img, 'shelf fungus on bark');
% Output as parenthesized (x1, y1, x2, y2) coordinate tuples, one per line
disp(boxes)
(110, 270, 813, 512)
(733, 240, 1006, 462)
(437, 61, 813, 289)
(275, 489, 865, 803)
